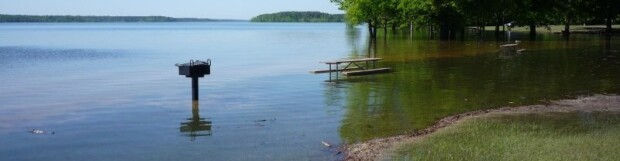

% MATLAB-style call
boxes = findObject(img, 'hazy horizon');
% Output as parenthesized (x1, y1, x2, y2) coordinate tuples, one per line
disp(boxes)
(0, 0, 343, 20)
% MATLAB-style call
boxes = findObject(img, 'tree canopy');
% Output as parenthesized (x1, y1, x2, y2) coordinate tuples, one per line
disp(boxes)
(332, 0, 620, 39)
(250, 11, 345, 22)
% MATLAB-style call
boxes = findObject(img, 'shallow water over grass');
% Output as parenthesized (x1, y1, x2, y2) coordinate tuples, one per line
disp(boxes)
(337, 32, 620, 143)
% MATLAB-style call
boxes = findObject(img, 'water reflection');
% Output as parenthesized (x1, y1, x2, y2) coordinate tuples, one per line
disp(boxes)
(180, 101, 212, 141)
(605, 36, 612, 52)
(334, 31, 620, 143)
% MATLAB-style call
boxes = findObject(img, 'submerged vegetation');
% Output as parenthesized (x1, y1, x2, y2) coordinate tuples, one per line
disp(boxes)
(394, 112, 620, 161)
(0, 14, 233, 22)
(330, 0, 620, 39)
(250, 11, 345, 22)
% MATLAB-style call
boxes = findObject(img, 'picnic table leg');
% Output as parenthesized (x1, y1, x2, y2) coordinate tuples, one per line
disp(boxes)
(328, 64, 332, 81)
(343, 62, 354, 70)
(336, 63, 339, 80)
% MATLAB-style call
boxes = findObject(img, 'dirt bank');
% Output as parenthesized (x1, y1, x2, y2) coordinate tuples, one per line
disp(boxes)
(343, 95, 620, 161)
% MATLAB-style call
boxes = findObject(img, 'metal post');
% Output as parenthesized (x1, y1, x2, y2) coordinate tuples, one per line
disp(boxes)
(191, 76, 199, 101)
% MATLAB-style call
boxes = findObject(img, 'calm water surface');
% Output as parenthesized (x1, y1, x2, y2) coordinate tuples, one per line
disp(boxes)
(0, 22, 618, 160)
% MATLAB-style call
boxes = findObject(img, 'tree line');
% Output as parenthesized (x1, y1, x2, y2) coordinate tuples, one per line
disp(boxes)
(331, 0, 620, 39)
(251, 11, 345, 22)
(0, 14, 233, 23)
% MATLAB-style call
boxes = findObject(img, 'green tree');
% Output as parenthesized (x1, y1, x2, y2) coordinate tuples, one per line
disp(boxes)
(250, 11, 344, 22)
(332, 0, 402, 38)
(433, 0, 465, 40)
(511, 0, 555, 39)
(399, 0, 435, 32)
(589, 0, 620, 33)
(332, 0, 381, 38)
(552, 0, 587, 36)
(333, 0, 619, 40)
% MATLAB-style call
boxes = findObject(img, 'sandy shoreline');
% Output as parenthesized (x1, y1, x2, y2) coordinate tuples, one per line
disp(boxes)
(342, 95, 620, 161)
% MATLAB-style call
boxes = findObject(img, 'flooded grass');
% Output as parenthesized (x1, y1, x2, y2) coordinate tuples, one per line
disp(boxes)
(499, 25, 620, 33)
(393, 112, 620, 161)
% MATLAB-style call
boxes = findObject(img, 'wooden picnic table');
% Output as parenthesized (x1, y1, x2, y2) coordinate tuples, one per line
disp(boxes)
(500, 43, 519, 54)
(321, 58, 382, 73)
(311, 58, 390, 81)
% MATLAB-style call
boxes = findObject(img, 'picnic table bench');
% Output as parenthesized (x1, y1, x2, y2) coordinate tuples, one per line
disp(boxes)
(311, 58, 391, 81)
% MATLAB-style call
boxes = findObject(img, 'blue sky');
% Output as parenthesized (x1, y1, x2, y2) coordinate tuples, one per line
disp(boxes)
(0, 0, 343, 20)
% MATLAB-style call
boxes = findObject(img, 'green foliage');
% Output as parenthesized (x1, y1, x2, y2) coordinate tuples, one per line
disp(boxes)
(331, 0, 620, 38)
(399, 0, 434, 26)
(250, 11, 344, 22)
(0, 14, 222, 22)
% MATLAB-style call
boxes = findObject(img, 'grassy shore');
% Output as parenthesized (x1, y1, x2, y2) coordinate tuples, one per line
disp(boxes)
(344, 95, 620, 161)
(393, 112, 620, 161)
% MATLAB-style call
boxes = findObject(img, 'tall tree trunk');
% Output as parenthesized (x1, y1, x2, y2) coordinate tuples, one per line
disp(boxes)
(429, 24, 434, 39)
(368, 21, 373, 37)
(439, 24, 450, 40)
(451, 27, 457, 40)
(495, 16, 501, 36)
(368, 21, 376, 38)
(409, 21, 413, 33)
(606, 18, 613, 34)
(368, 37, 376, 58)
(495, 24, 500, 36)
(564, 23, 570, 36)
(529, 23, 537, 40)
(563, 16, 570, 36)
(383, 19, 388, 36)
(392, 23, 397, 32)
(460, 27, 466, 41)
(605, 35, 611, 51)
(478, 25, 485, 40)
(373, 25, 378, 38)
(495, 23, 500, 40)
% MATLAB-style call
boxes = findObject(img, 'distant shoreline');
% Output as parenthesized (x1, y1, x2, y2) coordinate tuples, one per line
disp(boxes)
(0, 14, 246, 23)
(250, 11, 345, 23)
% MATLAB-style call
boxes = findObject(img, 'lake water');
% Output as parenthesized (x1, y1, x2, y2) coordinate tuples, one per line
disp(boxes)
(0, 22, 619, 161)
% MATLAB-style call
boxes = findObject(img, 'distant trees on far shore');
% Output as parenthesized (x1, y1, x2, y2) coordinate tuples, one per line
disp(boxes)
(251, 11, 345, 22)
(0, 14, 235, 22)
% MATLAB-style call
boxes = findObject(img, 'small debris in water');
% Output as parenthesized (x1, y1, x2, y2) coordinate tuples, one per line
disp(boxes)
(254, 118, 276, 122)
(321, 141, 332, 148)
(30, 129, 55, 134)
(509, 102, 515, 104)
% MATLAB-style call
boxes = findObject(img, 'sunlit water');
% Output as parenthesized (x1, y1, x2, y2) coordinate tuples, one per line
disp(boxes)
(0, 22, 618, 160)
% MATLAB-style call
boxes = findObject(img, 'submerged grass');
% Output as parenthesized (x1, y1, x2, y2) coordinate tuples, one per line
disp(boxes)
(393, 112, 620, 161)
(502, 25, 620, 33)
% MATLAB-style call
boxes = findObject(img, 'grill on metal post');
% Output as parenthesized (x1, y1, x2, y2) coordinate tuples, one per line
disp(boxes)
(176, 59, 211, 101)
